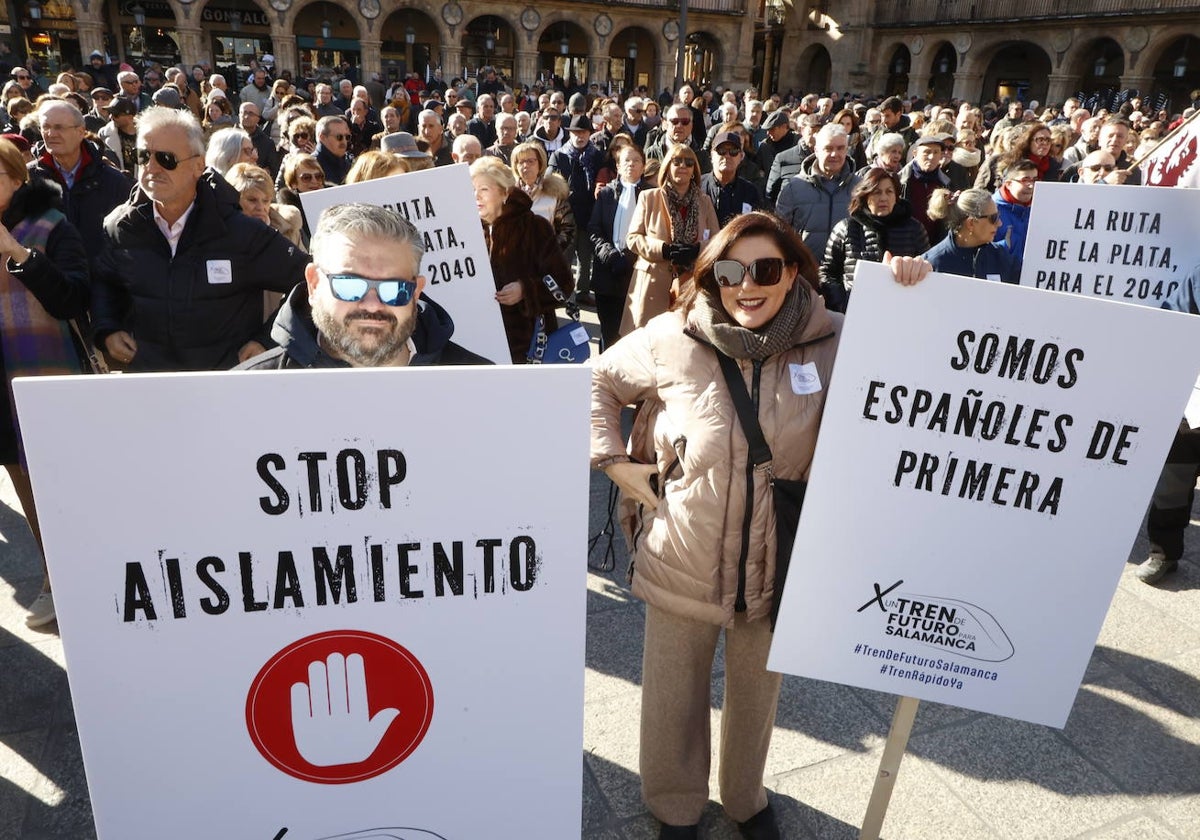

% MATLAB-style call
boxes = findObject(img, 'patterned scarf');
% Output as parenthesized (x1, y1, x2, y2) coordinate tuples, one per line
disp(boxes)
(0, 208, 82, 462)
(690, 277, 812, 361)
(663, 179, 701, 246)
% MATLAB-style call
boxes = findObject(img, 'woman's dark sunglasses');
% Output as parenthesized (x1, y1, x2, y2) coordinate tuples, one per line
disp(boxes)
(324, 271, 417, 307)
(712, 258, 786, 288)
(135, 148, 200, 170)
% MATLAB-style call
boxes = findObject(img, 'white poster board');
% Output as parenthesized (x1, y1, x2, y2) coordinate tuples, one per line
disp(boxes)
(768, 262, 1200, 728)
(14, 366, 591, 840)
(1020, 181, 1200, 307)
(300, 165, 510, 363)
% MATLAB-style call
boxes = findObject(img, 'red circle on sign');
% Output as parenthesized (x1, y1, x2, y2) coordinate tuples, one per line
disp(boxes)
(246, 629, 434, 784)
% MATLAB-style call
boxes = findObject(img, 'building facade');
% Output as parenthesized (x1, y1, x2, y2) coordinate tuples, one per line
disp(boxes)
(5, 0, 1200, 110)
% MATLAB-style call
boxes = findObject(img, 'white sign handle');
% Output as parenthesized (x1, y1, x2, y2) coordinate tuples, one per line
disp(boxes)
(859, 695, 921, 840)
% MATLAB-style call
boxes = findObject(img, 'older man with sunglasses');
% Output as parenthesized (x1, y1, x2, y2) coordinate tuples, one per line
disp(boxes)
(92, 108, 310, 372)
(645, 104, 711, 174)
(237, 203, 487, 369)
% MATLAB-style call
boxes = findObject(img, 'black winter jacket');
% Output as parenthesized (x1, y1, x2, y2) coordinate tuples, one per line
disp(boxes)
(819, 201, 930, 312)
(236, 283, 490, 369)
(92, 170, 311, 372)
(29, 138, 134, 261)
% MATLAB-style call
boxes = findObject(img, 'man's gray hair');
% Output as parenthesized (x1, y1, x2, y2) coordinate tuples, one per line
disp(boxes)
(137, 106, 205, 156)
(310, 203, 425, 266)
(814, 123, 848, 145)
(317, 114, 348, 137)
(875, 132, 906, 154)
(118, 70, 139, 85)
(37, 99, 84, 127)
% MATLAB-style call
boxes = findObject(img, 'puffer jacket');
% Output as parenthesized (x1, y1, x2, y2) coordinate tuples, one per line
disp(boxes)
(591, 296, 842, 627)
(774, 155, 861, 261)
(819, 201, 929, 311)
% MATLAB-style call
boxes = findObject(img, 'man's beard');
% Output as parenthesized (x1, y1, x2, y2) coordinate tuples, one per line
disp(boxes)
(311, 301, 416, 366)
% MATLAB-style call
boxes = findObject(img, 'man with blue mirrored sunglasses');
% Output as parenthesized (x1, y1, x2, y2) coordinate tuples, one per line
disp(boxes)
(238, 203, 489, 369)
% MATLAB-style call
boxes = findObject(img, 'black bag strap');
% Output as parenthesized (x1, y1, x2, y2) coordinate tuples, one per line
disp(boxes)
(540, 274, 580, 322)
(714, 352, 772, 470)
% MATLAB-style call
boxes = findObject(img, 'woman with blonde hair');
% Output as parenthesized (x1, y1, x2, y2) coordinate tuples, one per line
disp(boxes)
(510, 140, 575, 257)
(471, 156, 574, 363)
(345, 149, 408, 183)
(621, 143, 718, 334)
(277, 153, 327, 241)
(225, 162, 305, 250)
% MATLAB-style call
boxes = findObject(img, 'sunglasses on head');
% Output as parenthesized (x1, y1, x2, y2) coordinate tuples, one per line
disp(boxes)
(324, 271, 417, 307)
(712, 257, 786, 288)
(135, 148, 200, 170)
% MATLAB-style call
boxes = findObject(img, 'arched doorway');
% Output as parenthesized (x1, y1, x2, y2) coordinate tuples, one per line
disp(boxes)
(613, 27, 655, 97)
(538, 20, 589, 87)
(798, 43, 831, 94)
(1150, 36, 1200, 115)
(294, 0, 361, 81)
(462, 16, 516, 84)
(981, 41, 1051, 104)
(682, 31, 719, 87)
(380, 9, 440, 86)
(928, 42, 957, 103)
(886, 45, 910, 96)
(1074, 37, 1125, 96)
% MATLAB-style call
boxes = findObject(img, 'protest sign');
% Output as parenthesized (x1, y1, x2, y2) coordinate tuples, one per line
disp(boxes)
(768, 262, 1200, 728)
(14, 366, 591, 839)
(1021, 181, 1200, 308)
(300, 165, 510, 363)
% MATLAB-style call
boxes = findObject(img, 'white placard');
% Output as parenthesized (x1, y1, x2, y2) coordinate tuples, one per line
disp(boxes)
(768, 262, 1200, 728)
(1020, 181, 1200, 308)
(14, 367, 591, 839)
(300, 165, 510, 363)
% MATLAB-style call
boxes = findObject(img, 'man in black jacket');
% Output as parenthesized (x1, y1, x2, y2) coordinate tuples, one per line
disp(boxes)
(239, 203, 487, 369)
(92, 108, 310, 372)
(700, 131, 762, 226)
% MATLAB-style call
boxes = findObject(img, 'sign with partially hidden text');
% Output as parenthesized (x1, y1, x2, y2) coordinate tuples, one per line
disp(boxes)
(1020, 181, 1200, 307)
(15, 366, 591, 839)
(300, 165, 510, 363)
(769, 263, 1200, 727)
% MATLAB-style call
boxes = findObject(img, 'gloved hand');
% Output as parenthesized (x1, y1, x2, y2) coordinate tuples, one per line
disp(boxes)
(672, 243, 700, 266)
(661, 243, 685, 262)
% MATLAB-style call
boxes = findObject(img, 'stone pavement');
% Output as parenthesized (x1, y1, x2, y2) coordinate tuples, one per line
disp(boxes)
(1, 460, 1198, 839)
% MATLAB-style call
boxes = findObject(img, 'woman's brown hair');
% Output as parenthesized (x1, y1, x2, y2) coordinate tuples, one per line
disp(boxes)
(848, 167, 901, 216)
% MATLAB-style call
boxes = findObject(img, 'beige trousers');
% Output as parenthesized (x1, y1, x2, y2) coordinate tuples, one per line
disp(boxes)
(640, 604, 782, 825)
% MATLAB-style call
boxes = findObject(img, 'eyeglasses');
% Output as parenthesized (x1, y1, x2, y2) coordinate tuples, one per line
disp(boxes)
(322, 270, 417, 307)
(1008, 176, 1037, 185)
(135, 148, 201, 170)
(628, 108, 644, 114)
(974, 212, 1001, 224)
(297, 171, 324, 183)
(670, 158, 695, 168)
(291, 131, 310, 141)
(329, 133, 351, 141)
(669, 118, 692, 125)
(713, 258, 786, 288)
(40, 123, 81, 134)
(1032, 135, 1052, 143)
(1084, 164, 1115, 173)
(14, 75, 29, 81)
(715, 148, 742, 157)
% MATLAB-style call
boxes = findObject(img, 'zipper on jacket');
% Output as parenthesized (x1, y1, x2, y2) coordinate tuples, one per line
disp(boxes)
(734, 359, 763, 613)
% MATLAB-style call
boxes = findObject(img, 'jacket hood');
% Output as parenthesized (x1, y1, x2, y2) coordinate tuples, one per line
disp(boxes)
(270, 282, 461, 367)
(2, 176, 64, 227)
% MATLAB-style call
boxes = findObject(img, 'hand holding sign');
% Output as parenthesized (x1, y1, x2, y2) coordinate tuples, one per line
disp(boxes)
(290, 652, 399, 767)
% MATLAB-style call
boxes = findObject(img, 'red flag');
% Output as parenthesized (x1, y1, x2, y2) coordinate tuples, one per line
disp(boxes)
(1140, 112, 1200, 187)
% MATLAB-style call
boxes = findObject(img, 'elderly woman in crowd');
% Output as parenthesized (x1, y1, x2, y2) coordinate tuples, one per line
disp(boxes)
(510, 140, 575, 257)
(470, 156, 574, 363)
(277, 153, 327, 242)
(923, 186, 1021, 284)
(863, 131, 905, 175)
(205, 127, 257, 175)
(621, 143, 718, 335)
(225, 162, 304, 250)
(345, 149, 408, 183)
(0, 138, 90, 628)
(820, 167, 929, 312)
(592, 210, 930, 840)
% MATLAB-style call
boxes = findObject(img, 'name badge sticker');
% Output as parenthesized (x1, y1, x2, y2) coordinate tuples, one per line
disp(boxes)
(789, 362, 822, 395)
(986, 273, 1002, 283)
(570, 326, 590, 345)
(207, 260, 233, 284)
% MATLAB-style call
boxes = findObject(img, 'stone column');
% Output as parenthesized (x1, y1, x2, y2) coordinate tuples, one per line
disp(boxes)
(656, 58, 674, 93)
(514, 49, 538, 87)
(1045, 72, 1077, 106)
(1118, 74, 1154, 95)
(272, 34, 299, 78)
(360, 39, 382, 80)
(588, 54, 608, 88)
(952, 71, 983, 104)
(907, 71, 931, 101)
(762, 33, 776, 97)
(441, 44, 463, 78)
(175, 25, 209, 69)
(74, 19, 108, 63)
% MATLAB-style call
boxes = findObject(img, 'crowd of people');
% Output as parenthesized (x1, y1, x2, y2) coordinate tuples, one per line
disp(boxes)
(1, 50, 1197, 840)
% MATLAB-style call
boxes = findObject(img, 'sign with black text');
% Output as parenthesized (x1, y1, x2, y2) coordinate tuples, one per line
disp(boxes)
(300, 165, 510, 363)
(14, 367, 590, 839)
(768, 263, 1200, 727)
(1021, 181, 1200, 308)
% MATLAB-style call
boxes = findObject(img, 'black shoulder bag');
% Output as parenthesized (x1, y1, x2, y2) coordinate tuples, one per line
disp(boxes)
(715, 352, 807, 630)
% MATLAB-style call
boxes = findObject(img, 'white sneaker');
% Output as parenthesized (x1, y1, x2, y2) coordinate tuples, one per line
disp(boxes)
(25, 592, 56, 628)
